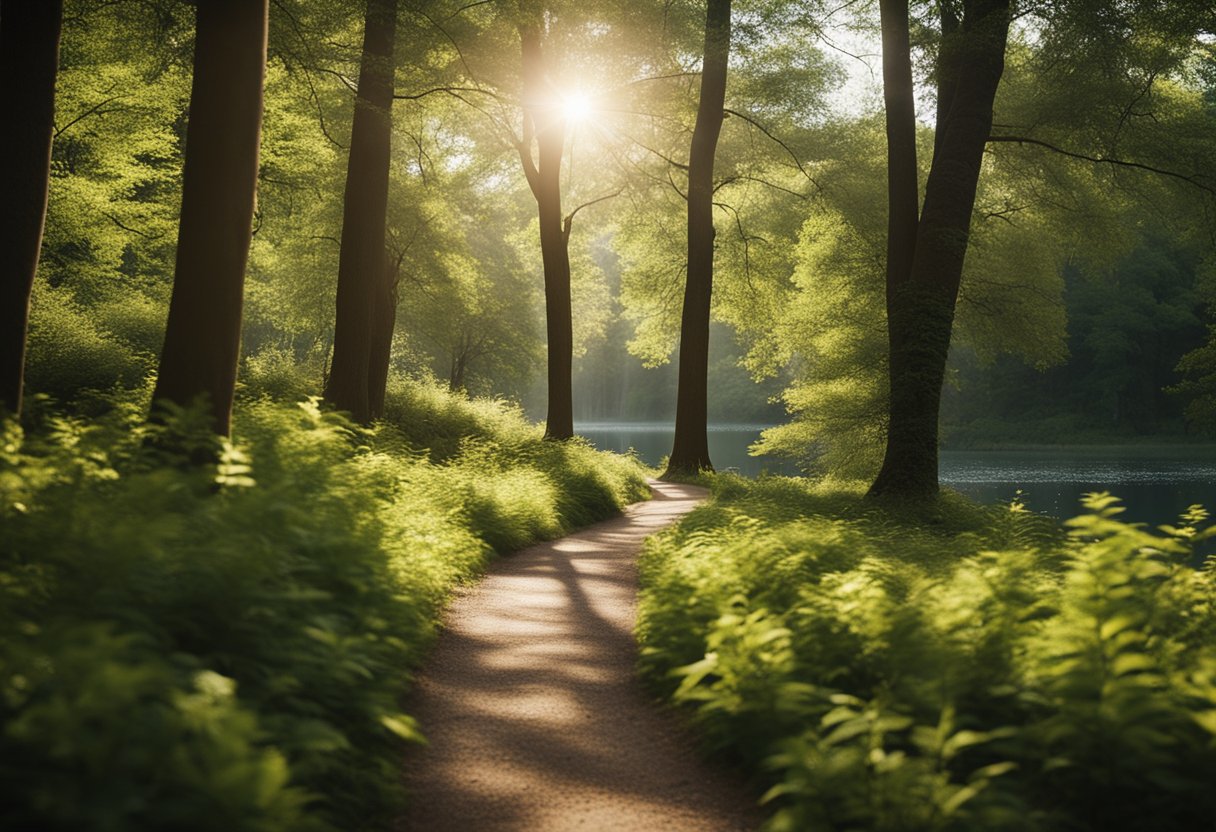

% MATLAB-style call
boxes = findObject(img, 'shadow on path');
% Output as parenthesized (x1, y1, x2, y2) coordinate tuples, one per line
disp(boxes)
(397, 480, 761, 832)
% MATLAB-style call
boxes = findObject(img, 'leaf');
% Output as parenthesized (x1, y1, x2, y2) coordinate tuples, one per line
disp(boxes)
(381, 714, 425, 743)
(1111, 652, 1157, 677)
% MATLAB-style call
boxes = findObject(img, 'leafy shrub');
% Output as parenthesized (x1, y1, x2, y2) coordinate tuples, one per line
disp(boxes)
(637, 476, 1216, 831)
(239, 345, 320, 403)
(24, 285, 153, 401)
(0, 386, 648, 831)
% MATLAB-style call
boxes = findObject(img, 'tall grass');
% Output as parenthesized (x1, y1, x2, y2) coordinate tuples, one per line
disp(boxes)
(0, 384, 649, 831)
(636, 475, 1216, 831)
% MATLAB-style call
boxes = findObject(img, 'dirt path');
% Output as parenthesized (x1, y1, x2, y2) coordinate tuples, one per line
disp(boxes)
(399, 479, 760, 832)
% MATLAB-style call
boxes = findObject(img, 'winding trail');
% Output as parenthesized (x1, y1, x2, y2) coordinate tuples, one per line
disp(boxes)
(399, 479, 760, 832)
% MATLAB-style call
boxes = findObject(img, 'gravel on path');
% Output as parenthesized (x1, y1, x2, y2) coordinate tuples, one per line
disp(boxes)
(398, 479, 761, 832)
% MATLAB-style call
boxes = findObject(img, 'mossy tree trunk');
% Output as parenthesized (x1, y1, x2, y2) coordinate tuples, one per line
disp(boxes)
(665, 0, 731, 477)
(324, 0, 398, 425)
(869, 0, 1011, 499)
(0, 0, 63, 416)
(151, 0, 268, 435)
(517, 23, 574, 441)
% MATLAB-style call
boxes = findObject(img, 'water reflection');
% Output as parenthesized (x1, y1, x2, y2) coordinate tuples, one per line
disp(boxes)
(579, 423, 1216, 532)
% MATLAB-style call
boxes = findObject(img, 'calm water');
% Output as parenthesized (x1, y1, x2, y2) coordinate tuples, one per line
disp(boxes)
(577, 423, 1216, 529)
(940, 447, 1216, 529)
(576, 422, 795, 477)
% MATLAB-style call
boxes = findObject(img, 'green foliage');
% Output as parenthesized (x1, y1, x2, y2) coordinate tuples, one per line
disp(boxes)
(0, 387, 648, 831)
(24, 284, 156, 402)
(637, 476, 1216, 830)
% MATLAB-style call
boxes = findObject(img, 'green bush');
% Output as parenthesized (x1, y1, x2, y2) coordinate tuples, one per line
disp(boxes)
(0, 386, 649, 831)
(24, 285, 154, 402)
(636, 476, 1216, 831)
(238, 345, 321, 403)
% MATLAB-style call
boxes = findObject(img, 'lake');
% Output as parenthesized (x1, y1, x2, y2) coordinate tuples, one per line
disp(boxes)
(576, 422, 1216, 530)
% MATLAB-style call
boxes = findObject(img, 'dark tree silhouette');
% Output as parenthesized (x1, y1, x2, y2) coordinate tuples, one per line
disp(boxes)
(325, 0, 398, 424)
(666, 0, 731, 476)
(517, 21, 574, 440)
(0, 0, 64, 416)
(151, 0, 268, 435)
(869, 0, 1012, 499)
(368, 246, 404, 419)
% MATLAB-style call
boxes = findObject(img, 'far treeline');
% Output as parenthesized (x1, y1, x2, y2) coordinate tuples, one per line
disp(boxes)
(3, 0, 1215, 497)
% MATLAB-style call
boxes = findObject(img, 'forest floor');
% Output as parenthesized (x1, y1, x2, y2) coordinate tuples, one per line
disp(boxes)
(398, 479, 761, 832)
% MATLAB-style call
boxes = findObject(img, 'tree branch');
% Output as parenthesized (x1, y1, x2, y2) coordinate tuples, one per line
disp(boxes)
(393, 85, 510, 104)
(103, 212, 163, 240)
(563, 188, 624, 239)
(987, 134, 1215, 195)
(55, 94, 128, 138)
(723, 108, 818, 187)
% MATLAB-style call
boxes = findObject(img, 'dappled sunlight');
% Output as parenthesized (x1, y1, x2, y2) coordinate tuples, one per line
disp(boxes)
(401, 480, 760, 831)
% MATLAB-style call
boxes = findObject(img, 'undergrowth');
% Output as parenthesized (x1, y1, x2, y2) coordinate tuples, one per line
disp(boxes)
(0, 383, 649, 831)
(637, 474, 1216, 831)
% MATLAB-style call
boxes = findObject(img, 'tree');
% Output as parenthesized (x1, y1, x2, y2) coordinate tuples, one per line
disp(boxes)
(324, 0, 398, 424)
(868, 0, 1012, 499)
(516, 12, 575, 439)
(1, 0, 64, 416)
(665, 0, 731, 476)
(150, 0, 269, 435)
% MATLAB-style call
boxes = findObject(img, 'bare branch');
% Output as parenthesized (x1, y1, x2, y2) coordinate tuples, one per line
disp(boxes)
(55, 93, 128, 138)
(447, 0, 495, 18)
(563, 188, 625, 239)
(723, 108, 818, 187)
(394, 85, 510, 104)
(307, 65, 359, 95)
(987, 134, 1215, 196)
(103, 212, 163, 240)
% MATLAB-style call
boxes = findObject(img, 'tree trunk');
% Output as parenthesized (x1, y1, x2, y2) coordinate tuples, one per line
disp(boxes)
(0, 0, 63, 416)
(151, 0, 268, 435)
(324, 0, 397, 425)
(449, 344, 468, 393)
(367, 249, 400, 420)
(665, 0, 731, 477)
(869, 0, 1011, 499)
(518, 24, 574, 440)
(879, 0, 919, 310)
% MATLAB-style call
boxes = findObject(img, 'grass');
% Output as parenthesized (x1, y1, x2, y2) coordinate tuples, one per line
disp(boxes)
(0, 381, 649, 831)
(636, 474, 1216, 831)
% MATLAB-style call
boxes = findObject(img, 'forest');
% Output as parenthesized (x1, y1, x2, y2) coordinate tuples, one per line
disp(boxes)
(3, 0, 1216, 830)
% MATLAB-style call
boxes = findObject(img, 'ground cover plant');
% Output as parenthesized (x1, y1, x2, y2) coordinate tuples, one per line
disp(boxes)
(637, 475, 1216, 831)
(0, 384, 649, 831)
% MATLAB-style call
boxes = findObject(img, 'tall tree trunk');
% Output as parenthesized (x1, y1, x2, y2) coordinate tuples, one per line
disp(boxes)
(665, 0, 731, 477)
(324, 0, 397, 425)
(151, 0, 268, 435)
(367, 248, 400, 420)
(869, 0, 1011, 499)
(0, 0, 63, 416)
(518, 24, 574, 440)
(879, 0, 919, 312)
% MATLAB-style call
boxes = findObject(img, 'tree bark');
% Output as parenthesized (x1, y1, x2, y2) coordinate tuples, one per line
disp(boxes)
(324, 0, 397, 425)
(151, 0, 268, 435)
(878, 0, 920, 386)
(367, 248, 401, 420)
(0, 0, 63, 416)
(869, 0, 1011, 499)
(665, 0, 731, 477)
(518, 23, 574, 440)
